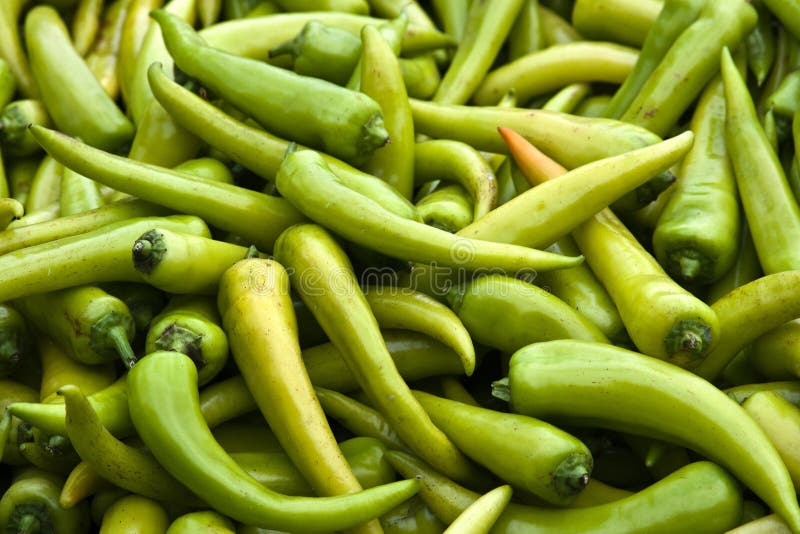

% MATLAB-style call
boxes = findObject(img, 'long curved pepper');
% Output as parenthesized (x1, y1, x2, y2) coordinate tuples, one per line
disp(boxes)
(127, 351, 420, 532)
(275, 150, 583, 274)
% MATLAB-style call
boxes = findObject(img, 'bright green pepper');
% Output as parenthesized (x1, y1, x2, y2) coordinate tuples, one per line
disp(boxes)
(445, 485, 512, 534)
(59, 167, 105, 217)
(0, 0, 37, 99)
(495, 339, 800, 531)
(25, 5, 134, 151)
(0, 304, 33, 378)
(127, 351, 420, 532)
(746, 319, 800, 381)
(84, 0, 132, 101)
(762, 0, 800, 43)
(152, 9, 389, 164)
(25, 154, 62, 214)
(99, 494, 171, 534)
(0, 57, 15, 109)
(571, 0, 660, 47)
(167, 510, 236, 533)
(117, 0, 164, 105)
(416, 184, 474, 233)
(538, 4, 583, 45)
(743, 390, 800, 491)
(506, 0, 543, 60)
(746, 0, 777, 86)
(381, 495, 446, 534)
(315, 387, 407, 451)
(652, 72, 741, 284)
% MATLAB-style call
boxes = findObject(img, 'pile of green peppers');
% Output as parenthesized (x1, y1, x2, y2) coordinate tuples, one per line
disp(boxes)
(2, 0, 800, 532)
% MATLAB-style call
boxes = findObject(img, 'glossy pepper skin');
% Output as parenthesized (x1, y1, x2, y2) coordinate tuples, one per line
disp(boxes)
(217, 259, 382, 534)
(127, 351, 420, 532)
(151, 9, 388, 164)
(495, 339, 800, 531)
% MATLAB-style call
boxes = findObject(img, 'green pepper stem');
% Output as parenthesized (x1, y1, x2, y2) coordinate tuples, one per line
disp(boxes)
(552, 454, 592, 497)
(107, 325, 138, 369)
(664, 319, 713, 365)
(678, 255, 702, 280)
(154, 324, 205, 368)
(268, 39, 299, 59)
(132, 229, 166, 275)
(15, 514, 40, 534)
(44, 434, 70, 455)
(490, 377, 511, 402)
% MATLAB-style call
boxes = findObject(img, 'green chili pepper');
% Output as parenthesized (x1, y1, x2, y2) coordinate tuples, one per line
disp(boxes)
(0, 0, 37, 99)
(410, 98, 663, 169)
(574, 95, 612, 117)
(131, 228, 250, 293)
(274, 151, 583, 274)
(90, 488, 129, 528)
(9, 375, 132, 439)
(743, 390, 800, 492)
(198, 0, 222, 26)
(617, 0, 757, 137)
(541, 82, 590, 114)
(416, 184, 474, 233)
(167, 510, 236, 533)
(444, 485, 512, 534)
(722, 47, 800, 274)
(30, 125, 305, 251)
(652, 73, 740, 284)
(117, 0, 163, 104)
(145, 294, 228, 386)
(127, 351, 420, 532)
(0, 469, 91, 533)
(757, 25, 800, 115)
(538, 4, 582, 45)
(572, 0, 659, 47)
(495, 339, 800, 530)
(152, 10, 389, 164)
(399, 54, 441, 100)
(706, 221, 762, 305)
(414, 390, 592, 506)
(456, 130, 694, 251)
(218, 259, 377, 532)
(126, 98, 203, 168)
(447, 274, 608, 354)
(0, 57, 15, 109)
(433, 0, 524, 104)
(359, 23, 415, 201)
(767, 69, 800, 119)
(430, 0, 469, 42)
(0, 198, 169, 256)
(71, 0, 104, 56)
(99, 494, 171, 534)
(414, 140, 498, 222)
(506, 0, 543, 60)
(14, 285, 138, 369)
(602, 0, 705, 120)
(274, 223, 489, 487)
(0, 99, 52, 157)
(6, 156, 39, 207)
(0, 304, 32, 378)
(568, 479, 632, 508)
(25, 5, 134, 151)
(315, 387, 407, 451)
(746, 0, 777, 86)
(61, 460, 114, 509)
(60, 384, 204, 507)
(84, 0, 131, 101)
(37, 334, 116, 404)
(146, 62, 419, 221)
(18, 429, 81, 476)
(275, 0, 368, 11)
(473, 42, 637, 107)
(0, 380, 39, 466)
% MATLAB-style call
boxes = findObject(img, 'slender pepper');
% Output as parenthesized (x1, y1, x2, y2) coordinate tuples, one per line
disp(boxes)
(414, 390, 592, 506)
(126, 98, 202, 168)
(762, 0, 800, 42)
(504, 128, 719, 365)
(431, 0, 469, 42)
(99, 494, 171, 533)
(722, 46, 800, 274)
(37, 335, 116, 403)
(198, 0, 222, 26)
(0, 469, 91, 533)
(447, 274, 608, 353)
(131, 228, 250, 293)
(6, 156, 39, 207)
(274, 151, 583, 273)
(0, 57, 15, 109)
(167, 510, 236, 533)
(218, 258, 381, 534)
(652, 72, 740, 284)
(147, 62, 419, 221)
(60, 167, 105, 217)
(363, 287, 475, 376)
(455, 131, 694, 250)
(571, 0, 660, 47)
(746, 0, 777, 87)
(706, 221, 762, 305)
(537, 4, 582, 45)
(433, 0, 524, 104)
(72, 0, 105, 56)
(14, 285, 138, 368)
(473, 42, 637, 107)
(413, 140, 498, 222)
(0, 0, 37, 98)
(127, 351, 420, 532)
(410, 98, 663, 169)
(117, 0, 164, 105)
(145, 294, 228, 386)
(444, 485, 512, 534)
(29, 125, 306, 252)
(85, 0, 132, 100)
(26, 154, 63, 214)
(359, 23, 415, 200)
(0, 198, 169, 256)
(618, 0, 757, 137)
(61, 461, 114, 509)
(25, 5, 134, 151)
(60, 384, 204, 507)
(743, 391, 800, 491)
(152, 10, 389, 164)
(603, 0, 706, 120)
(274, 223, 487, 486)
(494, 339, 800, 531)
